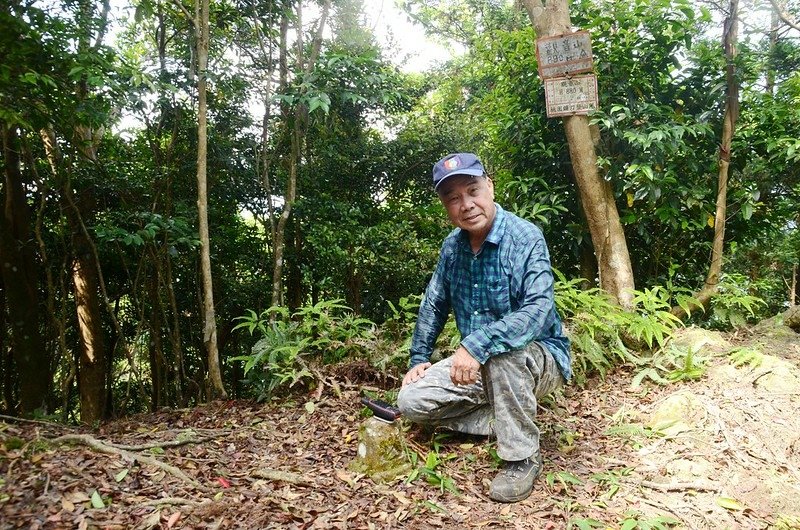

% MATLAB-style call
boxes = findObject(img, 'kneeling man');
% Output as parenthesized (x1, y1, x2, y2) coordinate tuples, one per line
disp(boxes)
(397, 153, 571, 503)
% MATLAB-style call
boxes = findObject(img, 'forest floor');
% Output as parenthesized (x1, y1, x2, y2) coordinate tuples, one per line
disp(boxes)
(1, 316, 799, 530)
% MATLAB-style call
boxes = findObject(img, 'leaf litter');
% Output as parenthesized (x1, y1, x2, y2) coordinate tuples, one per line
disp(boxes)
(0, 324, 799, 529)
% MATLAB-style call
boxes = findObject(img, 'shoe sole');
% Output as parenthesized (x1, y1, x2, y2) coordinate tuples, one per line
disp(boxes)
(489, 489, 534, 503)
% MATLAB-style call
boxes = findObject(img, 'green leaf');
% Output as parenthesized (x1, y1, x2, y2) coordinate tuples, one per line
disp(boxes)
(114, 469, 129, 482)
(741, 203, 753, 220)
(90, 490, 105, 509)
(716, 497, 744, 511)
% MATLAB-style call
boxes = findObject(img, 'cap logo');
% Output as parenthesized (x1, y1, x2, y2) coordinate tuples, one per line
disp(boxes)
(444, 157, 460, 170)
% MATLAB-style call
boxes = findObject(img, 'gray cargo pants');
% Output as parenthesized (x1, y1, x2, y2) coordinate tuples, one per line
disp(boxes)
(397, 341, 564, 462)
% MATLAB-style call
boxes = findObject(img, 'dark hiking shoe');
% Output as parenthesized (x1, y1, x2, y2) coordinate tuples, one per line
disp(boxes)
(488, 452, 543, 503)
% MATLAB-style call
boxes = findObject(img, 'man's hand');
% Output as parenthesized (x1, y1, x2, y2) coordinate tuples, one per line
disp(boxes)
(402, 362, 432, 388)
(450, 346, 481, 385)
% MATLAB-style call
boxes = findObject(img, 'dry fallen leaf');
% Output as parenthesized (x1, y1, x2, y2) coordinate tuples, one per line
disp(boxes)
(166, 510, 181, 529)
(61, 497, 75, 512)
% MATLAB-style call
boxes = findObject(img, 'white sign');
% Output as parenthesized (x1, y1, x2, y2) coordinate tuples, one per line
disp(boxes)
(544, 75, 599, 118)
(536, 31, 594, 79)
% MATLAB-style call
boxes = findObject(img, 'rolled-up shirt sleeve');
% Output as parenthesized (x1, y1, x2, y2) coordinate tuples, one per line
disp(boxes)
(408, 244, 452, 368)
(460, 237, 556, 364)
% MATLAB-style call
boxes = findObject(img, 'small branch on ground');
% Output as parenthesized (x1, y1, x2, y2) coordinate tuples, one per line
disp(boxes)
(142, 497, 208, 507)
(51, 434, 211, 492)
(253, 468, 310, 485)
(639, 479, 719, 492)
(0, 414, 78, 430)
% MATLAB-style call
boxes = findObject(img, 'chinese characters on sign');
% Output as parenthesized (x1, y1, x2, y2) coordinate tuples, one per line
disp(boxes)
(536, 31, 598, 118)
(536, 31, 593, 79)
(544, 76, 598, 118)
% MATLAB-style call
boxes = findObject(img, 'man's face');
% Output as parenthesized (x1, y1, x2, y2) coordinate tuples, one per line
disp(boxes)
(437, 174, 496, 240)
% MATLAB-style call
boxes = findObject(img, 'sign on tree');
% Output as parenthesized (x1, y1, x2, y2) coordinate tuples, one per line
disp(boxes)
(536, 31, 593, 79)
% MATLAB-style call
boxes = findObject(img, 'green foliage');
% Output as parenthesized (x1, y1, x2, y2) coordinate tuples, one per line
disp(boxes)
(604, 423, 664, 450)
(232, 300, 376, 400)
(545, 470, 583, 493)
(405, 434, 459, 494)
(727, 346, 764, 369)
(631, 344, 707, 388)
(554, 272, 685, 384)
(589, 467, 632, 499)
(706, 273, 768, 330)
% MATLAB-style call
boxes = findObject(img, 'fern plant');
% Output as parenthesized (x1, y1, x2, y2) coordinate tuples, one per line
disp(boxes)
(554, 272, 685, 384)
(232, 299, 376, 400)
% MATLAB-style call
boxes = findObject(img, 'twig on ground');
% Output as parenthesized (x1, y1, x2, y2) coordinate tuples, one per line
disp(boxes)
(639, 479, 719, 492)
(141, 497, 207, 507)
(0, 414, 78, 430)
(51, 434, 211, 492)
(253, 468, 310, 485)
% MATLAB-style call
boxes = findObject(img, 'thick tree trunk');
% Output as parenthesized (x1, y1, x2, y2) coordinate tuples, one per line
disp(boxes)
(0, 124, 49, 416)
(72, 246, 107, 424)
(672, 0, 739, 319)
(195, 0, 226, 399)
(39, 127, 109, 424)
(521, 0, 635, 308)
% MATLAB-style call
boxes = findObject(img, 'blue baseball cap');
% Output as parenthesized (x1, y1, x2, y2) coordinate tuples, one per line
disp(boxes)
(432, 153, 486, 192)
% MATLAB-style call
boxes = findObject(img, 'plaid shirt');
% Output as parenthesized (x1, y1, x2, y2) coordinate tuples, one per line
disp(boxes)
(410, 205, 571, 381)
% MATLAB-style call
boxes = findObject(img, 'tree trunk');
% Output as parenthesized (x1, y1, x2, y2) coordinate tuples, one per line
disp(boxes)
(40, 126, 110, 424)
(0, 274, 13, 413)
(766, 6, 778, 95)
(521, 0, 635, 308)
(287, 218, 304, 311)
(0, 124, 49, 416)
(271, 0, 331, 308)
(672, 0, 739, 319)
(72, 246, 107, 424)
(790, 263, 797, 307)
(195, 0, 226, 399)
(148, 273, 165, 410)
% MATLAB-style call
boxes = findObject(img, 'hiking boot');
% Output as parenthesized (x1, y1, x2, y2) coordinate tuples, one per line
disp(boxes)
(488, 451, 543, 503)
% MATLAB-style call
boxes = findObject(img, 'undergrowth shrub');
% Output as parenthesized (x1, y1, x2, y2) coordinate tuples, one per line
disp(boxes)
(233, 300, 376, 400)
(554, 271, 684, 385)
(703, 273, 767, 330)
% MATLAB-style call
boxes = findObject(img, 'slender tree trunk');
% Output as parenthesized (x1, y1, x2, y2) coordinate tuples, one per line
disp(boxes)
(271, 0, 330, 308)
(0, 274, 13, 414)
(287, 218, 304, 311)
(766, 6, 778, 95)
(790, 264, 797, 307)
(164, 253, 185, 405)
(672, 0, 740, 319)
(195, 0, 226, 399)
(521, 0, 635, 308)
(0, 124, 49, 416)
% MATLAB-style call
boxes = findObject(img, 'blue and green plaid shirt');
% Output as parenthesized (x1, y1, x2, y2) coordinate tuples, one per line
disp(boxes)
(410, 204, 571, 381)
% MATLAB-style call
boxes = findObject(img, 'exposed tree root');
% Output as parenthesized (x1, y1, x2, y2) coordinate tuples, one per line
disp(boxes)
(110, 431, 222, 451)
(51, 434, 210, 492)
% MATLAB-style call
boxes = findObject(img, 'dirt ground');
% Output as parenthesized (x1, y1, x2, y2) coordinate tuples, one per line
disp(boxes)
(1, 319, 799, 530)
